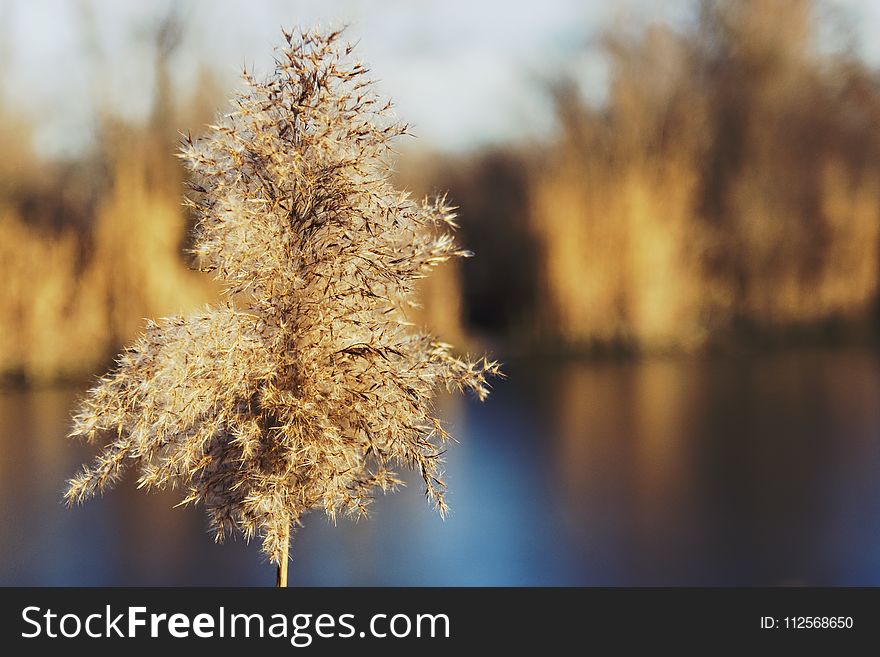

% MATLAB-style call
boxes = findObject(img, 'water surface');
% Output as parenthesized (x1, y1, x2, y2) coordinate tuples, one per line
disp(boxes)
(1, 349, 879, 585)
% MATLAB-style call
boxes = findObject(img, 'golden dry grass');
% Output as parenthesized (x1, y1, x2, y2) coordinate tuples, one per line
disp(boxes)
(0, 129, 214, 383)
(529, 0, 880, 350)
(3, 0, 880, 377)
(65, 28, 499, 568)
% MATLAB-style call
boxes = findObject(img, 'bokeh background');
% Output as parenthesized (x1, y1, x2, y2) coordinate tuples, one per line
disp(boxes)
(3, 0, 880, 585)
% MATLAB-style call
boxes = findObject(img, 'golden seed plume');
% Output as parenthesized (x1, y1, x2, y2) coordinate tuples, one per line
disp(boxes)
(65, 27, 500, 566)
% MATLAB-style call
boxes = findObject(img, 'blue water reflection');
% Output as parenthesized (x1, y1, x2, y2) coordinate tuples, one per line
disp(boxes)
(2, 350, 880, 585)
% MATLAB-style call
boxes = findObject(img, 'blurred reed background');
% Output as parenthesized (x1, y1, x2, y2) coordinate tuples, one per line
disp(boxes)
(3, 0, 880, 585)
(422, 0, 880, 353)
(5, 0, 880, 383)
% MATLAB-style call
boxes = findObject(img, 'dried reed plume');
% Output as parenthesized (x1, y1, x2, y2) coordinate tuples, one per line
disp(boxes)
(65, 27, 499, 583)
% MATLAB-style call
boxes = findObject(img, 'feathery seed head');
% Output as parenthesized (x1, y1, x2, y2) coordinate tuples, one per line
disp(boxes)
(66, 27, 499, 567)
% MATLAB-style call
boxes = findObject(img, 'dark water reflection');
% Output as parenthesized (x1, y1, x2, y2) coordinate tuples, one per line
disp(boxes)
(2, 349, 879, 585)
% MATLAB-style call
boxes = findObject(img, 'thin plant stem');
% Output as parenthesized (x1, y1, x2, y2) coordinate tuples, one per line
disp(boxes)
(276, 523, 289, 587)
